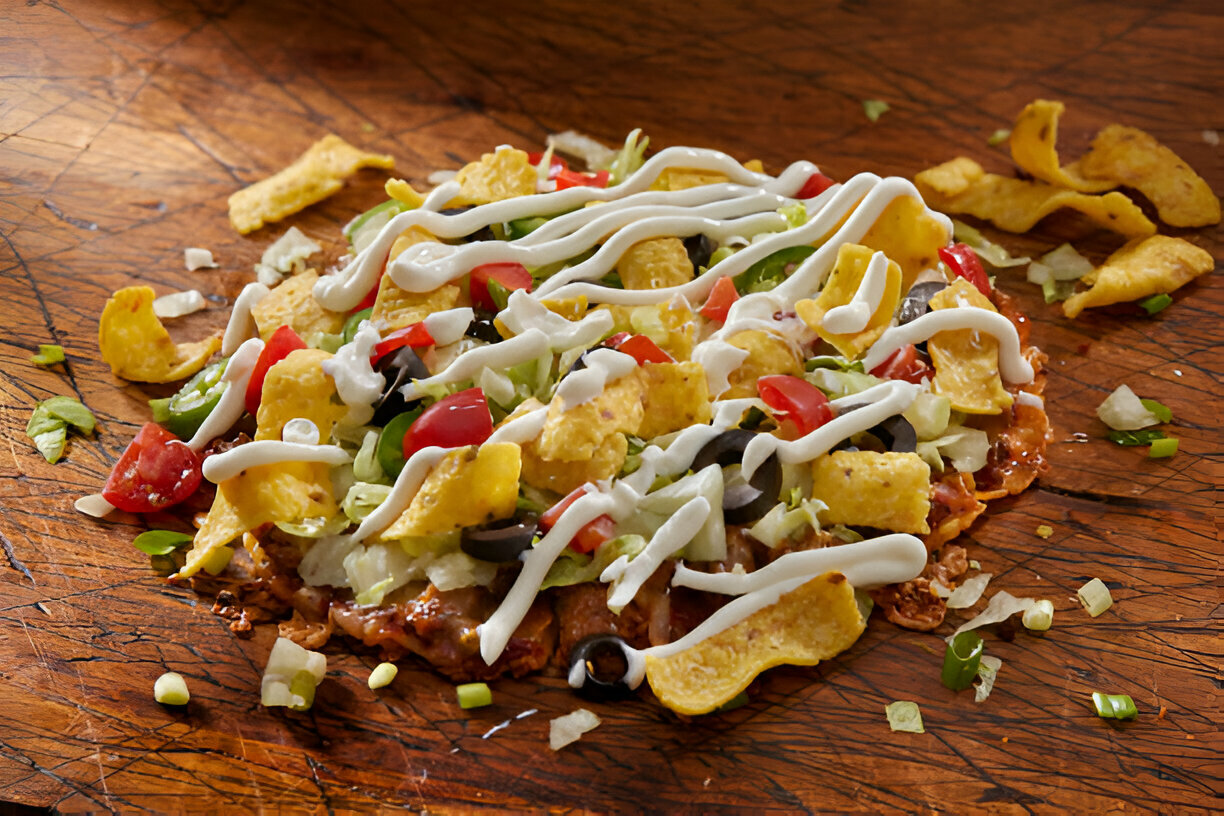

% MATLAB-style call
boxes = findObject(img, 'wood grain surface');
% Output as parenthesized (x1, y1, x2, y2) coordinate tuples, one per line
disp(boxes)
(1, 1, 1220, 813)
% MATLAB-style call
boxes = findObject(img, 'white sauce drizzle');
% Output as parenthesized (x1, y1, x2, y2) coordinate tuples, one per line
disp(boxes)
(221, 282, 270, 356)
(820, 250, 889, 334)
(322, 324, 383, 426)
(499, 289, 614, 352)
(601, 496, 710, 611)
(202, 441, 351, 483)
(861, 309, 1034, 383)
(399, 329, 551, 400)
(554, 348, 637, 410)
(486, 406, 549, 445)
(422, 307, 474, 347)
(187, 337, 264, 452)
(347, 447, 450, 546)
(1015, 391, 1044, 408)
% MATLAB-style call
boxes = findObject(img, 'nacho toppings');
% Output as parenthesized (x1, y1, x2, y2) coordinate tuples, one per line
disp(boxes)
(99, 286, 221, 383)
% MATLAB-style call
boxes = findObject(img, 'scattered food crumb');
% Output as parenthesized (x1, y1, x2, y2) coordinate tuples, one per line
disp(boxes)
(862, 99, 890, 122)
(1186, 734, 1195, 740)
(1036, 525, 1054, 539)
(184, 247, 218, 270)
(1203, 129, 1220, 146)
(549, 708, 602, 750)
(1001, 736, 1009, 744)
(1173, 368, 1182, 376)
(703, 778, 711, 788)
(35, 602, 50, 615)
(969, 559, 981, 570)
(1157, 706, 1167, 720)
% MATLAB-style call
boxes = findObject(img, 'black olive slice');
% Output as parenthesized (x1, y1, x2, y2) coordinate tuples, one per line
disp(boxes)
(897, 281, 947, 325)
(691, 430, 783, 524)
(437, 206, 493, 242)
(831, 403, 917, 453)
(683, 233, 715, 270)
(691, 429, 757, 471)
(371, 347, 429, 425)
(459, 518, 538, 563)
(569, 634, 635, 702)
(464, 318, 503, 344)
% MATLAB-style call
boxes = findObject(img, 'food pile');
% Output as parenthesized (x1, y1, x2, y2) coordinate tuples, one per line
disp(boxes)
(35, 100, 1215, 720)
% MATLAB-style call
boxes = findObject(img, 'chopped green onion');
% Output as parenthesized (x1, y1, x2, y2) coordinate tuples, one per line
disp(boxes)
(261, 637, 327, 711)
(862, 99, 890, 122)
(968, 559, 981, 570)
(1138, 399, 1172, 423)
(987, 128, 1011, 146)
(1092, 692, 1137, 720)
(1022, 599, 1054, 631)
(1077, 578, 1113, 617)
(153, 671, 190, 706)
(1107, 429, 1166, 446)
(456, 682, 492, 709)
(32, 425, 67, 464)
(342, 308, 373, 344)
(30, 344, 66, 366)
(1138, 293, 1172, 315)
(132, 530, 194, 556)
(1035, 524, 1053, 539)
(1148, 437, 1178, 458)
(884, 700, 924, 733)
(367, 662, 398, 690)
(941, 631, 984, 690)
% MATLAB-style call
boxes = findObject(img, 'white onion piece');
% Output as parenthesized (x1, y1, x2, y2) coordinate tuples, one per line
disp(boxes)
(184, 247, 218, 270)
(549, 709, 601, 750)
(949, 591, 1036, 639)
(947, 572, 993, 609)
(152, 290, 206, 318)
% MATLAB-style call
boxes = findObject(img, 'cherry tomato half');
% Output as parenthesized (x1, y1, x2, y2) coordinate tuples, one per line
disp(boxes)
(757, 374, 833, 437)
(796, 171, 835, 199)
(938, 243, 990, 297)
(469, 262, 533, 312)
(614, 334, 673, 365)
(869, 344, 932, 384)
(527, 151, 569, 180)
(244, 325, 307, 416)
(402, 387, 493, 460)
(539, 487, 615, 555)
(369, 322, 435, 365)
(699, 275, 740, 323)
(102, 422, 203, 513)
(555, 168, 610, 190)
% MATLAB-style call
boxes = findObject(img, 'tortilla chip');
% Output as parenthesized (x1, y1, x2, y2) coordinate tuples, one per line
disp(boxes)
(536, 373, 644, 462)
(521, 432, 628, 495)
(450, 146, 537, 206)
(644, 571, 865, 715)
(254, 349, 347, 441)
(250, 270, 346, 340)
(388, 225, 438, 261)
(722, 330, 803, 399)
(178, 461, 336, 578)
(228, 134, 394, 234)
(915, 157, 1156, 238)
(1063, 235, 1214, 319)
(98, 286, 221, 383)
(1008, 99, 1116, 193)
(540, 295, 589, 321)
(379, 443, 521, 540)
(1078, 125, 1221, 228)
(636, 361, 712, 440)
(597, 299, 697, 362)
(796, 243, 903, 359)
(371, 280, 461, 332)
(618, 237, 694, 290)
(811, 451, 931, 534)
(927, 279, 1013, 414)
(858, 195, 950, 291)
(385, 178, 425, 208)
(650, 167, 731, 191)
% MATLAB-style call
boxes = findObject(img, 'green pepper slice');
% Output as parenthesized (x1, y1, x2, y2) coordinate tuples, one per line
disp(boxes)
(376, 406, 424, 479)
(733, 245, 816, 294)
(151, 358, 228, 439)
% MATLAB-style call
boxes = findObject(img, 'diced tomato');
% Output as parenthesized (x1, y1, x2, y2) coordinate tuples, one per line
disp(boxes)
(869, 344, 932, 384)
(796, 171, 836, 199)
(245, 325, 307, 416)
(539, 487, 615, 555)
(370, 322, 435, 364)
(527, 151, 569, 180)
(353, 258, 388, 312)
(938, 243, 990, 296)
(603, 332, 630, 347)
(402, 387, 493, 459)
(555, 168, 610, 190)
(757, 374, 833, 437)
(613, 334, 673, 365)
(699, 275, 740, 323)
(102, 422, 203, 513)
(469, 262, 533, 311)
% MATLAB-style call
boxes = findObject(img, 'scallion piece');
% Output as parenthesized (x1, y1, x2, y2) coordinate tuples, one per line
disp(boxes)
(1092, 692, 1137, 720)
(456, 682, 492, 709)
(941, 631, 984, 690)
(1138, 398, 1172, 423)
(154, 671, 190, 706)
(1107, 428, 1165, 446)
(367, 662, 398, 690)
(30, 344, 66, 366)
(1138, 293, 1172, 315)
(1148, 437, 1178, 458)
(862, 99, 890, 122)
(1077, 578, 1113, 617)
(1022, 599, 1054, 632)
(987, 128, 1011, 146)
(132, 530, 194, 555)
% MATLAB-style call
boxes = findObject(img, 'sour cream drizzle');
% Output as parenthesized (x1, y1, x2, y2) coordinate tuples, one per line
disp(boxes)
(601, 496, 710, 611)
(202, 441, 351, 483)
(821, 251, 889, 334)
(322, 324, 383, 426)
(862, 310, 1034, 383)
(187, 337, 264, 452)
(220, 283, 270, 356)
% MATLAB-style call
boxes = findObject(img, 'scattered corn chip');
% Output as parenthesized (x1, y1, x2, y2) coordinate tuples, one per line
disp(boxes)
(635, 361, 712, 440)
(1078, 125, 1221, 228)
(811, 451, 932, 533)
(1009, 100, 1115, 193)
(722, 330, 803, 399)
(618, 237, 694, 290)
(372, 280, 461, 332)
(385, 177, 425, 208)
(379, 443, 521, 540)
(536, 373, 644, 462)
(451, 146, 537, 206)
(521, 432, 628, 494)
(250, 270, 346, 340)
(597, 299, 697, 361)
(254, 349, 347, 441)
(228, 134, 394, 234)
(927, 279, 1013, 414)
(1063, 235, 1214, 318)
(858, 195, 950, 290)
(915, 157, 1155, 239)
(796, 243, 902, 358)
(98, 286, 220, 383)
(644, 571, 865, 715)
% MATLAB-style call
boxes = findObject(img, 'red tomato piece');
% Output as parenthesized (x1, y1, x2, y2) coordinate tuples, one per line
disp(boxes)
(555, 168, 610, 190)
(757, 375, 833, 437)
(402, 387, 493, 459)
(869, 344, 932, 384)
(353, 258, 389, 312)
(244, 325, 307, 416)
(370, 322, 435, 365)
(469, 262, 533, 311)
(539, 487, 615, 555)
(796, 171, 836, 199)
(938, 244, 990, 296)
(102, 422, 203, 513)
(614, 334, 673, 365)
(527, 151, 569, 180)
(699, 275, 740, 323)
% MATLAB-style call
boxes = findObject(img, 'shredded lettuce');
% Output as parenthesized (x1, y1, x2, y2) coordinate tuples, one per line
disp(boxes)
(344, 541, 423, 606)
(952, 220, 1029, 268)
(602, 128, 650, 186)
(778, 201, 807, 229)
(635, 465, 727, 561)
(804, 368, 883, 398)
(542, 534, 648, 590)
(352, 430, 386, 484)
(746, 497, 827, 548)
(1097, 384, 1160, 431)
(917, 425, 990, 473)
(342, 482, 392, 523)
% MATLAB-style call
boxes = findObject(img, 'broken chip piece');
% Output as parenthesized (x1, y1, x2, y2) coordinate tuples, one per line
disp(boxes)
(1008, 99, 1116, 193)
(228, 134, 394, 234)
(98, 286, 221, 383)
(1062, 235, 1213, 318)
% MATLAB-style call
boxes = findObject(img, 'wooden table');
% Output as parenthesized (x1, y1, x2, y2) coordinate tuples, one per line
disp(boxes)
(2, 1, 1219, 812)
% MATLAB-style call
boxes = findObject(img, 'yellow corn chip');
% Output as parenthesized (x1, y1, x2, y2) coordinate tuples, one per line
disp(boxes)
(1008, 99, 1115, 193)
(1078, 125, 1221, 228)
(388, 224, 438, 260)
(722, 330, 803, 399)
(371, 281, 461, 332)
(250, 270, 346, 340)
(228, 134, 394, 234)
(450, 146, 537, 206)
(927, 279, 1013, 414)
(644, 571, 865, 715)
(811, 451, 931, 534)
(385, 178, 425, 208)
(636, 361, 712, 440)
(379, 443, 521, 540)
(858, 194, 950, 291)
(743, 159, 765, 173)
(597, 299, 697, 361)
(521, 432, 628, 495)
(540, 295, 589, 321)
(915, 157, 1156, 238)
(1063, 235, 1214, 319)
(536, 373, 644, 462)
(254, 349, 347, 441)
(618, 237, 694, 290)
(98, 286, 220, 383)
(796, 243, 903, 359)
(178, 461, 336, 578)
(650, 167, 731, 191)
